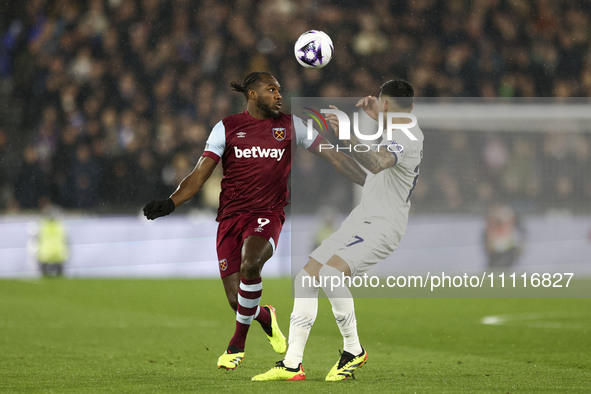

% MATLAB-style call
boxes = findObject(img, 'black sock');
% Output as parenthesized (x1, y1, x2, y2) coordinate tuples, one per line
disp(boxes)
(227, 344, 243, 353)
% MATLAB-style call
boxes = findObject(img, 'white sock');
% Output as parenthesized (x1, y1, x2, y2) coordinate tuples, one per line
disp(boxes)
(283, 269, 319, 369)
(319, 264, 363, 356)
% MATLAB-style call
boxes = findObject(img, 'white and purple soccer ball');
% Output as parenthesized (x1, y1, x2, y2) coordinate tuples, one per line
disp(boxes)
(294, 30, 334, 69)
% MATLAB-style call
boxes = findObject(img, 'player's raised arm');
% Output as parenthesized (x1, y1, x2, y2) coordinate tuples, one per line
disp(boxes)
(143, 156, 218, 220)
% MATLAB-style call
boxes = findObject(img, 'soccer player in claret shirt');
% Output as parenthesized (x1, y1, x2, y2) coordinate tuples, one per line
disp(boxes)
(253, 79, 423, 381)
(143, 72, 366, 370)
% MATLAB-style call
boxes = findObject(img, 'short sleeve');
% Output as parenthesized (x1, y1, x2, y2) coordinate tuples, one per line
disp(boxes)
(202, 120, 226, 162)
(372, 136, 405, 167)
(292, 115, 323, 150)
(385, 140, 405, 165)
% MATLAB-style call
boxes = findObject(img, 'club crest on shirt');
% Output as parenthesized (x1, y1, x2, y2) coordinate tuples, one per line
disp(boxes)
(273, 128, 286, 141)
(219, 258, 228, 271)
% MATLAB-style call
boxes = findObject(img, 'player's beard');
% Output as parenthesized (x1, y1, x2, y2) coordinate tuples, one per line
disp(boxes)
(256, 99, 280, 118)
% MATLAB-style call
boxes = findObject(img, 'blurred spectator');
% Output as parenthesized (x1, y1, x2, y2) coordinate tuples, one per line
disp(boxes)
(571, 134, 591, 204)
(104, 156, 135, 207)
(501, 137, 540, 210)
(0, 128, 14, 209)
(14, 145, 48, 210)
(51, 125, 79, 207)
(483, 204, 526, 270)
(352, 13, 388, 57)
(71, 140, 102, 208)
(134, 149, 163, 204)
(33, 105, 60, 170)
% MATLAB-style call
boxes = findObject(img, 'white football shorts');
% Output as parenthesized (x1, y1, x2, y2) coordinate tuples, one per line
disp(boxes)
(309, 215, 405, 276)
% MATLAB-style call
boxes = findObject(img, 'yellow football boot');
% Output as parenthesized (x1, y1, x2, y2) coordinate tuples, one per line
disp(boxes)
(325, 347, 367, 381)
(217, 350, 245, 370)
(252, 361, 305, 381)
(263, 305, 287, 354)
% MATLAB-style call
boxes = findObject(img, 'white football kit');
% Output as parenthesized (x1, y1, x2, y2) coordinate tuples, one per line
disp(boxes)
(310, 122, 424, 276)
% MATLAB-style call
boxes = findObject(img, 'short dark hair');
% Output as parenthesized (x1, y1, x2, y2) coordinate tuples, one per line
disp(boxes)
(230, 71, 274, 99)
(379, 79, 414, 110)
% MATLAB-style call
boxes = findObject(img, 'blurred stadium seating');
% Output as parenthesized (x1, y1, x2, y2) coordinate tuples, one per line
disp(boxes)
(1, 0, 590, 216)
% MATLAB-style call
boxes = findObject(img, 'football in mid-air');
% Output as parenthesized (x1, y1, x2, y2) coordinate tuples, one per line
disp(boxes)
(294, 30, 334, 69)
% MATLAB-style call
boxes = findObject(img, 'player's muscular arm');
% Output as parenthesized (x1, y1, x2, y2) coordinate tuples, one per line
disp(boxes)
(170, 156, 218, 206)
(346, 134, 397, 174)
(314, 147, 366, 186)
(325, 107, 396, 175)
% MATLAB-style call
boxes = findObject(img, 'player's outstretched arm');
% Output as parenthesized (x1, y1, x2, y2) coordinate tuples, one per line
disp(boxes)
(170, 156, 218, 206)
(346, 133, 397, 174)
(313, 146, 366, 186)
(143, 156, 218, 220)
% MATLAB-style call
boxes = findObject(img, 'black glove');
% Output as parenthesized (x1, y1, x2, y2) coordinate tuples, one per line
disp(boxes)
(143, 198, 175, 220)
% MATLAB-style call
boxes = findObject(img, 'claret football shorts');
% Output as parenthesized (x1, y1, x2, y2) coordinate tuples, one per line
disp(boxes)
(215, 211, 285, 278)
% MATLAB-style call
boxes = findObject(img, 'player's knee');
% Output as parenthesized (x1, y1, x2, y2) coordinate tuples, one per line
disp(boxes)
(240, 258, 263, 279)
(304, 259, 323, 278)
(240, 248, 270, 278)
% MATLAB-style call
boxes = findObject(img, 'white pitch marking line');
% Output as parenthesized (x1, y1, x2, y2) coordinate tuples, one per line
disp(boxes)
(480, 312, 587, 329)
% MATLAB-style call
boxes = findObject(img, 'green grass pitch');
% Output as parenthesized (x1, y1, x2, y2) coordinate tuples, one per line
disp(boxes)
(1, 279, 590, 392)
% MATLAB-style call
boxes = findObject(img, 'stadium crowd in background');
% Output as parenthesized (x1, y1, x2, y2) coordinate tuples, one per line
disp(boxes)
(1, 0, 590, 214)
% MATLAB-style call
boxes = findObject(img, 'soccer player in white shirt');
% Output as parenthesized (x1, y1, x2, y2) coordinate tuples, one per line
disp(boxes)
(253, 79, 423, 381)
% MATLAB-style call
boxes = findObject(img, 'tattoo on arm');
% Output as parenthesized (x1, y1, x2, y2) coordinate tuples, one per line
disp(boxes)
(347, 135, 397, 174)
